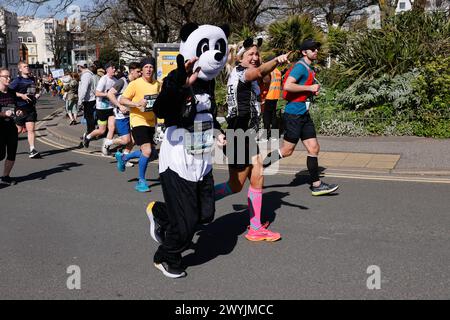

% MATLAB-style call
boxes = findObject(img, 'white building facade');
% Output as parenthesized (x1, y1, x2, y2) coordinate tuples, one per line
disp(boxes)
(0, 8, 19, 76)
(18, 16, 56, 74)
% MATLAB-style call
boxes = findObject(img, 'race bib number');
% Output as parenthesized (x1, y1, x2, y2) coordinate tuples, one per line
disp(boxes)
(100, 98, 110, 109)
(184, 121, 214, 155)
(144, 94, 158, 112)
(27, 85, 36, 95)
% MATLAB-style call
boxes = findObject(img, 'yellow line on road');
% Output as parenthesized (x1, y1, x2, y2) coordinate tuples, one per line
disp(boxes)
(262, 168, 450, 184)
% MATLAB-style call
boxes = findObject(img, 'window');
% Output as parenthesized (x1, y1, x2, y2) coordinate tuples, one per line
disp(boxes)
(31, 57, 35, 64)
(18, 37, 23, 43)
(399, 2, 406, 9)
(48, 58, 51, 63)
(27, 37, 33, 43)
(45, 22, 53, 29)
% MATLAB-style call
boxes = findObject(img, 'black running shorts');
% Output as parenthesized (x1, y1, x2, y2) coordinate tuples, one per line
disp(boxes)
(132, 125, 155, 146)
(282, 112, 317, 144)
(96, 109, 114, 125)
(14, 108, 37, 126)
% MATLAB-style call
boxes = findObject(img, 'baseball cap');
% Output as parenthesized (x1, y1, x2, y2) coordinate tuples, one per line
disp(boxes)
(300, 39, 321, 51)
(77, 60, 87, 68)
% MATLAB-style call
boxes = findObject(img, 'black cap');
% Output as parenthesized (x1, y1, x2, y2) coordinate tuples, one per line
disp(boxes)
(300, 39, 321, 51)
(140, 57, 156, 68)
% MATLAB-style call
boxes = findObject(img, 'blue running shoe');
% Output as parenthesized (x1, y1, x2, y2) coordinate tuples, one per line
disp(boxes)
(115, 151, 125, 172)
(135, 179, 150, 192)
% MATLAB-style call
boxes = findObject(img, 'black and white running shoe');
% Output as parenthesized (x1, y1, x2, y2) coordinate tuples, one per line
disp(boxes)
(311, 182, 339, 196)
(82, 133, 90, 148)
(1, 176, 16, 185)
(29, 149, 40, 158)
(154, 262, 187, 279)
(146, 201, 165, 244)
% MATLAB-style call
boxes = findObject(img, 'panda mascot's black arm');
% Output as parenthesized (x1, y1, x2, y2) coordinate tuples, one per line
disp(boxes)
(152, 55, 188, 123)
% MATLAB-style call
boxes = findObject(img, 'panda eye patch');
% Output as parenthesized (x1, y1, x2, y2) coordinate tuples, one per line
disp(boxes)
(215, 39, 226, 55)
(196, 38, 210, 57)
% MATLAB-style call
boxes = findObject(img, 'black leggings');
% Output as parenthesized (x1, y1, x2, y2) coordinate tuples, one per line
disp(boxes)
(0, 122, 18, 162)
(263, 99, 279, 138)
(153, 168, 215, 269)
(82, 100, 96, 134)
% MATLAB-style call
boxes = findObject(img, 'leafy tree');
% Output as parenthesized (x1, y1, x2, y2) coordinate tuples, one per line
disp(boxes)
(97, 40, 120, 67)
(47, 23, 70, 69)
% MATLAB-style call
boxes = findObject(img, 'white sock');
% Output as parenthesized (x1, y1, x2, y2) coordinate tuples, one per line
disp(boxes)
(30, 146, 35, 151)
(86, 134, 92, 140)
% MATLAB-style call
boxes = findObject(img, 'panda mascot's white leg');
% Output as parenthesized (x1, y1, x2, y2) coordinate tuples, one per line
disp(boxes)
(146, 23, 229, 278)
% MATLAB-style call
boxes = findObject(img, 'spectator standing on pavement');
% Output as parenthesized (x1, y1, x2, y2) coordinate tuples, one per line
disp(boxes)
(263, 39, 339, 196)
(0, 68, 19, 185)
(120, 57, 161, 192)
(64, 72, 79, 125)
(77, 61, 96, 136)
(9, 61, 41, 158)
(82, 62, 117, 156)
(107, 62, 142, 167)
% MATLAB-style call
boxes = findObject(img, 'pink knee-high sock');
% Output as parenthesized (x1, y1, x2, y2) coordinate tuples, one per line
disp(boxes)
(248, 186, 263, 230)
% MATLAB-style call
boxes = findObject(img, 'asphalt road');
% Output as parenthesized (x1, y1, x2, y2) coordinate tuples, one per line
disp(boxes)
(0, 97, 449, 300)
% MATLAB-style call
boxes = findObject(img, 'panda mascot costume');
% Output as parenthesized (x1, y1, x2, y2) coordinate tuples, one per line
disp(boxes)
(146, 23, 229, 278)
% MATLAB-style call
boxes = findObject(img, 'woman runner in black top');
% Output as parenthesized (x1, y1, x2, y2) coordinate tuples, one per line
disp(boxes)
(214, 39, 291, 241)
(0, 68, 20, 185)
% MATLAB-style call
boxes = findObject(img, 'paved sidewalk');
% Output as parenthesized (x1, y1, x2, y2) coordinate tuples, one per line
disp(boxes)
(40, 102, 450, 178)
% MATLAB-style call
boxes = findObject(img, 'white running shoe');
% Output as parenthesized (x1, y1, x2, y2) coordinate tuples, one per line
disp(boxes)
(101, 139, 110, 156)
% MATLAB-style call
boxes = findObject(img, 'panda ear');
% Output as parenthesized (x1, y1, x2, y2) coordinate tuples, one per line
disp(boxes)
(180, 23, 199, 42)
(243, 38, 253, 48)
(220, 24, 230, 38)
(257, 38, 263, 47)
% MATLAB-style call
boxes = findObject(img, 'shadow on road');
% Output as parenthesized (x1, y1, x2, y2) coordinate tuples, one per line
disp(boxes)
(183, 205, 248, 268)
(183, 191, 308, 268)
(127, 177, 161, 188)
(263, 167, 327, 189)
(16, 145, 82, 157)
(15, 162, 83, 182)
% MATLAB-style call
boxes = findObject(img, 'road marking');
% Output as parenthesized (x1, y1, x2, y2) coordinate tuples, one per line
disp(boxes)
(36, 113, 450, 185)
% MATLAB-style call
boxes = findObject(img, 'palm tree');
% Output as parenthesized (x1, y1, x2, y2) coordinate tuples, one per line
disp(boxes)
(267, 15, 326, 57)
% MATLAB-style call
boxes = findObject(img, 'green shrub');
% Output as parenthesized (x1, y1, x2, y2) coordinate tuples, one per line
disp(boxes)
(413, 55, 450, 117)
(335, 11, 450, 78)
(335, 71, 421, 111)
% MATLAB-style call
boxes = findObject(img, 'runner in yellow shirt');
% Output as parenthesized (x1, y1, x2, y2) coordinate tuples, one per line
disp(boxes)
(119, 57, 161, 192)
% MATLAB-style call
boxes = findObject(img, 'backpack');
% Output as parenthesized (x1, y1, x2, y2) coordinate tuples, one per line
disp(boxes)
(281, 62, 300, 100)
(281, 61, 315, 102)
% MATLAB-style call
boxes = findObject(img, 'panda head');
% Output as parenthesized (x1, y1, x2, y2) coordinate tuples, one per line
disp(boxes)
(180, 23, 230, 81)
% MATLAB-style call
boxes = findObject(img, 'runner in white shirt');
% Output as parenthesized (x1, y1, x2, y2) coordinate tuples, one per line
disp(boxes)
(106, 62, 141, 163)
(82, 61, 117, 155)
